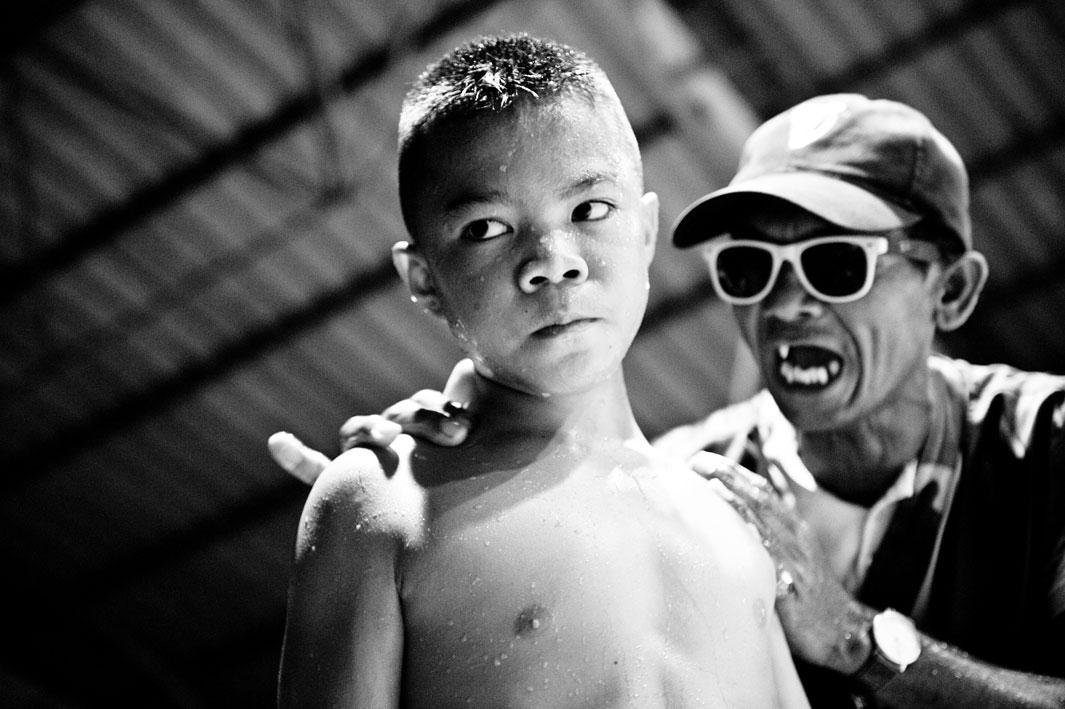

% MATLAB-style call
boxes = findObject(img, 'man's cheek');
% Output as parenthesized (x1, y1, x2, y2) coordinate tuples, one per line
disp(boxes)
(731, 307, 760, 349)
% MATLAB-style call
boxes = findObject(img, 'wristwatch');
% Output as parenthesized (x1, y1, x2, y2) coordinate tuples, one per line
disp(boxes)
(852, 608, 922, 693)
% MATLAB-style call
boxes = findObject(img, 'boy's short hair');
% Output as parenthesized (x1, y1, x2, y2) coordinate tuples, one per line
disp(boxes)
(397, 33, 635, 235)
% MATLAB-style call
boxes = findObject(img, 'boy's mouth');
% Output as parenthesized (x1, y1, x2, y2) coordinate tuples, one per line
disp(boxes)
(534, 318, 596, 338)
(774, 344, 843, 389)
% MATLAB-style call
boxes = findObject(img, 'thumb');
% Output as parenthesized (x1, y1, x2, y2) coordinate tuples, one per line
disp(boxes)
(268, 431, 331, 486)
(442, 358, 477, 406)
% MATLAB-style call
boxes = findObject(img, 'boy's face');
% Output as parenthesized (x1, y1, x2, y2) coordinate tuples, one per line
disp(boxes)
(398, 94, 658, 396)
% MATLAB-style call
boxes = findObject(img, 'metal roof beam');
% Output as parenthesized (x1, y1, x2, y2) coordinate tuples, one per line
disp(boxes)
(2, 258, 398, 494)
(799, 0, 1030, 111)
(0, 0, 502, 306)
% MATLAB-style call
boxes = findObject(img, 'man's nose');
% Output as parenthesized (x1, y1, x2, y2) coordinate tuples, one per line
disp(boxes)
(517, 230, 589, 293)
(759, 262, 822, 320)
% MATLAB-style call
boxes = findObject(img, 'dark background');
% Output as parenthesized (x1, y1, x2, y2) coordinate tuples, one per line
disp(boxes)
(2, 0, 1063, 705)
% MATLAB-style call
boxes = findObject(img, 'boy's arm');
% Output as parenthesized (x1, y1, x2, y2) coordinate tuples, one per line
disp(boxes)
(278, 448, 408, 708)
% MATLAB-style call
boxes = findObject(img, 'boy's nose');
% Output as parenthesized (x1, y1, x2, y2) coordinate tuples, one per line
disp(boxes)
(518, 232, 589, 293)
(759, 263, 822, 320)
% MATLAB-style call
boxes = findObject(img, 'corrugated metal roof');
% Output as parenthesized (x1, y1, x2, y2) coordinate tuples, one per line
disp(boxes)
(1, 0, 1063, 703)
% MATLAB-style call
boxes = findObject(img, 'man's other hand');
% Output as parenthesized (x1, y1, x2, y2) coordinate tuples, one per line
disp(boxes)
(692, 452, 871, 674)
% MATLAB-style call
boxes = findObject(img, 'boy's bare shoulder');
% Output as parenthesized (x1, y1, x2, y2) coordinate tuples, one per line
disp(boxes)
(303, 436, 426, 546)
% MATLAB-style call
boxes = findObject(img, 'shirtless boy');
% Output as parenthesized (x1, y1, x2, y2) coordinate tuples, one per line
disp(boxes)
(276, 34, 808, 708)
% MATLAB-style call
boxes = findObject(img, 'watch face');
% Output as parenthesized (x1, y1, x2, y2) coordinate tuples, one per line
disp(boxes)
(873, 609, 921, 666)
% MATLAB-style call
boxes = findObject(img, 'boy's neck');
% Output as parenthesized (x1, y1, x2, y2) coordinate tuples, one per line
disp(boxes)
(466, 369, 644, 449)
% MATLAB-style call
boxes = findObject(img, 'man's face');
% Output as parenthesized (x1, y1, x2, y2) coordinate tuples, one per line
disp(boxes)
(723, 202, 942, 431)
(403, 95, 657, 397)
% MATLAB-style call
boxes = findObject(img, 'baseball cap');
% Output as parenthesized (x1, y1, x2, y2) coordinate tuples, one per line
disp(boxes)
(672, 93, 971, 252)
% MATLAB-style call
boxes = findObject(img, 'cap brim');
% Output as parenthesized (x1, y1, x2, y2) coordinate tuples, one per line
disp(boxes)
(671, 172, 922, 248)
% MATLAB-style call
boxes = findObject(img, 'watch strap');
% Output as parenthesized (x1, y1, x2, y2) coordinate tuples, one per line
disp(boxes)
(851, 609, 921, 695)
(852, 642, 902, 693)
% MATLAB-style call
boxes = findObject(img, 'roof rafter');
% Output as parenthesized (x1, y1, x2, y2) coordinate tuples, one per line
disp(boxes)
(0, 0, 502, 306)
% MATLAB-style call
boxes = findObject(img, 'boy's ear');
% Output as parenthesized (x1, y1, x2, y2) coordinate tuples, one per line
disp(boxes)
(639, 191, 660, 259)
(933, 250, 988, 331)
(392, 241, 445, 316)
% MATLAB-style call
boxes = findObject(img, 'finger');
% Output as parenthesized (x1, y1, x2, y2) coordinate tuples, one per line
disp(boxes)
(752, 505, 822, 578)
(744, 464, 808, 541)
(689, 451, 743, 480)
(378, 390, 456, 424)
(700, 456, 775, 505)
(441, 358, 476, 405)
(700, 459, 810, 563)
(708, 477, 774, 545)
(723, 426, 749, 463)
(380, 397, 470, 446)
(399, 410, 470, 445)
(268, 431, 331, 485)
(763, 460, 798, 508)
(338, 415, 402, 445)
(690, 454, 788, 536)
(404, 388, 454, 411)
(701, 463, 782, 555)
(338, 415, 403, 451)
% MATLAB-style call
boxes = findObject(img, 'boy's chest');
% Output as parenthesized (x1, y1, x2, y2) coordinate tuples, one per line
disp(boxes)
(397, 471, 771, 642)
(402, 479, 671, 591)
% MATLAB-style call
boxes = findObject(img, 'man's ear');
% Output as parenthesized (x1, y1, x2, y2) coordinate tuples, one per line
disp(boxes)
(392, 241, 444, 316)
(639, 191, 660, 262)
(933, 250, 988, 331)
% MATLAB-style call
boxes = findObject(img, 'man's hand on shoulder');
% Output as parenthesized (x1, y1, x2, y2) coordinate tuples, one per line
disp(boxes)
(268, 360, 477, 486)
(339, 388, 471, 452)
(693, 453, 872, 675)
(347, 358, 476, 449)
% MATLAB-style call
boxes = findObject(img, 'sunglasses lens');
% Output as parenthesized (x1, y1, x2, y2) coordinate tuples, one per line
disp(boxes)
(716, 245, 774, 299)
(800, 241, 869, 298)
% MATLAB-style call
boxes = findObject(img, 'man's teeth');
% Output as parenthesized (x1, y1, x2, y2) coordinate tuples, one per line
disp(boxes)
(776, 346, 841, 386)
(781, 362, 825, 385)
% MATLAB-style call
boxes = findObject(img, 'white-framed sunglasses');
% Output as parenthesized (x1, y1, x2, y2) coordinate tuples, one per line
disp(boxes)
(702, 233, 942, 305)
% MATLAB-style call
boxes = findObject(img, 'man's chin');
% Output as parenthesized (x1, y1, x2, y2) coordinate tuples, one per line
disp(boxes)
(767, 380, 853, 431)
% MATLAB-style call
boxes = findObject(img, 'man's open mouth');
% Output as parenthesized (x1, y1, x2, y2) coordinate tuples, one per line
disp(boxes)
(775, 344, 843, 388)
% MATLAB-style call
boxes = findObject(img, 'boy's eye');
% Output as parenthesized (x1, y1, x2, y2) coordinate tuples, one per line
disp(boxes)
(460, 218, 510, 241)
(572, 200, 612, 222)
